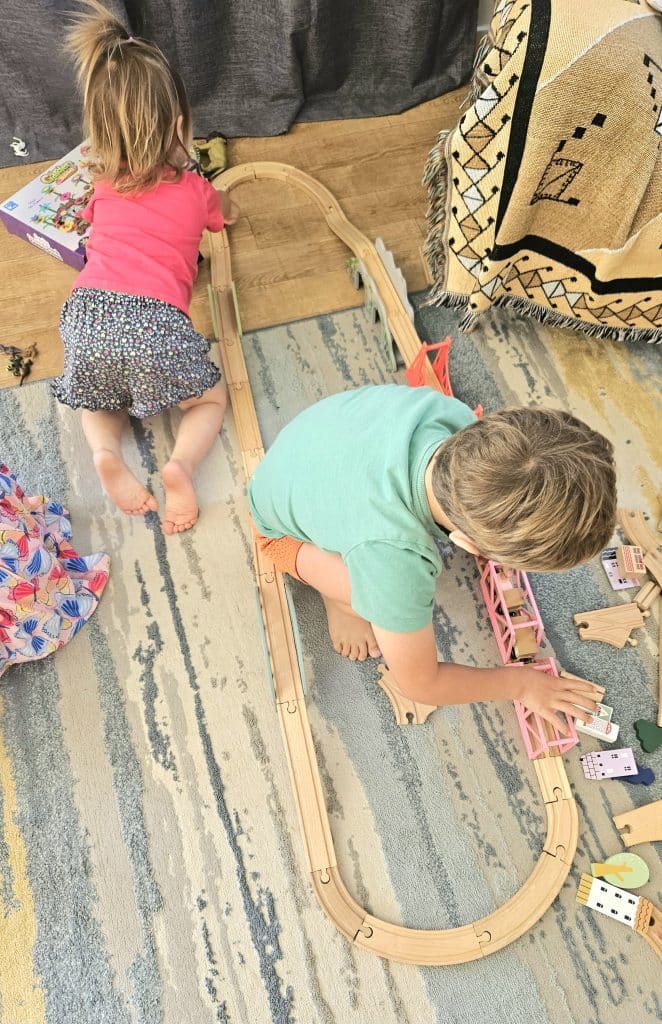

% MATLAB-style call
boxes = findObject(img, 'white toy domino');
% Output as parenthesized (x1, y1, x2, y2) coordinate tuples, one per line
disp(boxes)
(574, 703, 620, 742)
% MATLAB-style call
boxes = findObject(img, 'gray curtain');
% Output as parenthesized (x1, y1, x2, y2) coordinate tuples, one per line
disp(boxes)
(0, 1, 478, 167)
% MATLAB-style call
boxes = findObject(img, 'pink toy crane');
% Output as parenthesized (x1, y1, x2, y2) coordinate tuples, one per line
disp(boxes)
(477, 557, 578, 758)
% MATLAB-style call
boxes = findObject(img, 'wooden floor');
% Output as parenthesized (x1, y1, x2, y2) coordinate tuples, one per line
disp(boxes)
(0, 90, 462, 389)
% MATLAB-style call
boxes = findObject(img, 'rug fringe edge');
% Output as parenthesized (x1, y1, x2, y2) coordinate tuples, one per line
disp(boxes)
(494, 294, 662, 344)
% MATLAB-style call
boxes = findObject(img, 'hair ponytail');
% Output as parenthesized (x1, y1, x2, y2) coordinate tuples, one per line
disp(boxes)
(65, 0, 192, 193)
(66, 1, 130, 105)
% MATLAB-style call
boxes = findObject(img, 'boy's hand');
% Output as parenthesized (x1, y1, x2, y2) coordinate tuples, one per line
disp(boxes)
(509, 666, 602, 735)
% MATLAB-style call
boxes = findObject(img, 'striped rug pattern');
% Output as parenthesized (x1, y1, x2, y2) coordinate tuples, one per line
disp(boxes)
(0, 298, 660, 1024)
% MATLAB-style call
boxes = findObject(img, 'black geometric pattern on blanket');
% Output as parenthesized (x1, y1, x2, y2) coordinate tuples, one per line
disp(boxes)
(643, 53, 662, 135)
(424, 0, 662, 342)
(530, 115, 607, 206)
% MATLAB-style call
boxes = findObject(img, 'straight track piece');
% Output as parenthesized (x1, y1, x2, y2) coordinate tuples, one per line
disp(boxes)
(278, 698, 336, 874)
(613, 799, 662, 847)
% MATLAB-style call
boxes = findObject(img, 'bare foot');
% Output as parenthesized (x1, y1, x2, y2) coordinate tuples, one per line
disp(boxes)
(161, 459, 199, 535)
(93, 449, 158, 515)
(323, 597, 381, 661)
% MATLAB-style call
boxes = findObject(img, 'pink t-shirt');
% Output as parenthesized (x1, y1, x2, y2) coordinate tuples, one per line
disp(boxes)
(73, 171, 225, 315)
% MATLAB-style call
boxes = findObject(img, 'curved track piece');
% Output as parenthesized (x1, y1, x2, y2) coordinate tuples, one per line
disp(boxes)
(617, 509, 662, 589)
(208, 161, 579, 965)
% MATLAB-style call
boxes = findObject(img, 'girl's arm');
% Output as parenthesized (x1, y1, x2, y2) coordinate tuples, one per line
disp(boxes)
(217, 189, 239, 225)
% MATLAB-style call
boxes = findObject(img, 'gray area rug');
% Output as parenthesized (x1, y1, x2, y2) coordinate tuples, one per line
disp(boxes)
(0, 296, 660, 1024)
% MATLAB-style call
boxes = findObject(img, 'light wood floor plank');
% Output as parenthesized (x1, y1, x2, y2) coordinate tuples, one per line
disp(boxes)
(0, 90, 462, 388)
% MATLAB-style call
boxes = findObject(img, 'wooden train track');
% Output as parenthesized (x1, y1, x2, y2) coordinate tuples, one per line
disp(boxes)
(208, 161, 578, 964)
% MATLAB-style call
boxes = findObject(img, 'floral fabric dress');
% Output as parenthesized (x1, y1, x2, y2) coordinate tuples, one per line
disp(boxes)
(0, 465, 110, 678)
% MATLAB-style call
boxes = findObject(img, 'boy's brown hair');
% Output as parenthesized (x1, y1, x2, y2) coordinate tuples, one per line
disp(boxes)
(431, 407, 616, 571)
(66, 0, 192, 193)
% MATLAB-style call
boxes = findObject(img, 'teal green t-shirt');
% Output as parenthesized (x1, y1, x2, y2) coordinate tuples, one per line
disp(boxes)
(248, 384, 476, 632)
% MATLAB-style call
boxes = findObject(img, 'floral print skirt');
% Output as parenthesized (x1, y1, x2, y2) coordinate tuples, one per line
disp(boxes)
(53, 288, 222, 418)
(0, 465, 110, 679)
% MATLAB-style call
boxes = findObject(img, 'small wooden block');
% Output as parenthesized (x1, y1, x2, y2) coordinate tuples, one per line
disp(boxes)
(511, 618, 539, 660)
(503, 588, 526, 611)
(616, 545, 646, 578)
(573, 603, 645, 649)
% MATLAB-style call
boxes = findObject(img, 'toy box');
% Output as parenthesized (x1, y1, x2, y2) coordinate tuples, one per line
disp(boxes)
(0, 143, 93, 270)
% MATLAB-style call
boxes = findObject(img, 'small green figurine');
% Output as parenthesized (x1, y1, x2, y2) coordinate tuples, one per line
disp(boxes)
(634, 718, 662, 753)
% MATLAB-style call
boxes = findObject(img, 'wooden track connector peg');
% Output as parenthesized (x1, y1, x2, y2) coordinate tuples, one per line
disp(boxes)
(573, 604, 645, 648)
(613, 799, 662, 848)
(376, 666, 437, 725)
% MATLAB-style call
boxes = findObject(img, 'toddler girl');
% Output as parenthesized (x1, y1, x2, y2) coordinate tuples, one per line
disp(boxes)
(53, 0, 238, 534)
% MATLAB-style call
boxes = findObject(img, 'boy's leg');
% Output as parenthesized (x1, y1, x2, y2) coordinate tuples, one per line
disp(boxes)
(162, 380, 227, 534)
(295, 544, 381, 662)
(81, 409, 158, 515)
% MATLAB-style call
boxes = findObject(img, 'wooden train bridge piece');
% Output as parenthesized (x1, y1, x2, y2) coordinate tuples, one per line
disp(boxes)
(209, 162, 580, 965)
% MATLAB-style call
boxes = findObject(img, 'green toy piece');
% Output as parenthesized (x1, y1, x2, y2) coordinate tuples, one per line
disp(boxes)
(634, 718, 662, 753)
(591, 852, 650, 889)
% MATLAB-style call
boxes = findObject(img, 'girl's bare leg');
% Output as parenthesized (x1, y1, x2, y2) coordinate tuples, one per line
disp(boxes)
(161, 380, 227, 534)
(81, 409, 158, 515)
(295, 544, 381, 661)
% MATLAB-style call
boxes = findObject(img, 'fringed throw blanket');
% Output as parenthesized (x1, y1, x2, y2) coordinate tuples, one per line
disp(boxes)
(424, 0, 662, 343)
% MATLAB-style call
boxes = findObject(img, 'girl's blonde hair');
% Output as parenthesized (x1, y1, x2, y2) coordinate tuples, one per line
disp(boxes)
(66, 0, 192, 193)
(431, 407, 617, 571)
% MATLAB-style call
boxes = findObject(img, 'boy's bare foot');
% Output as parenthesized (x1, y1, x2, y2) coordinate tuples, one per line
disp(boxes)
(161, 459, 199, 535)
(93, 449, 158, 515)
(322, 597, 381, 662)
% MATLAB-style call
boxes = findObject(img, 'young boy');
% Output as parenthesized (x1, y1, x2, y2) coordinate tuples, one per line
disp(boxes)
(248, 384, 615, 732)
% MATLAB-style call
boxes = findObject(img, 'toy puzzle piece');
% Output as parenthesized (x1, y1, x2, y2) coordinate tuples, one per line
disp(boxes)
(591, 852, 650, 888)
(634, 719, 662, 753)
(621, 764, 656, 786)
(580, 747, 637, 780)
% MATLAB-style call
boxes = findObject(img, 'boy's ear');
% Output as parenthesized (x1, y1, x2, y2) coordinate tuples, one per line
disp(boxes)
(448, 529, 482, 556)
